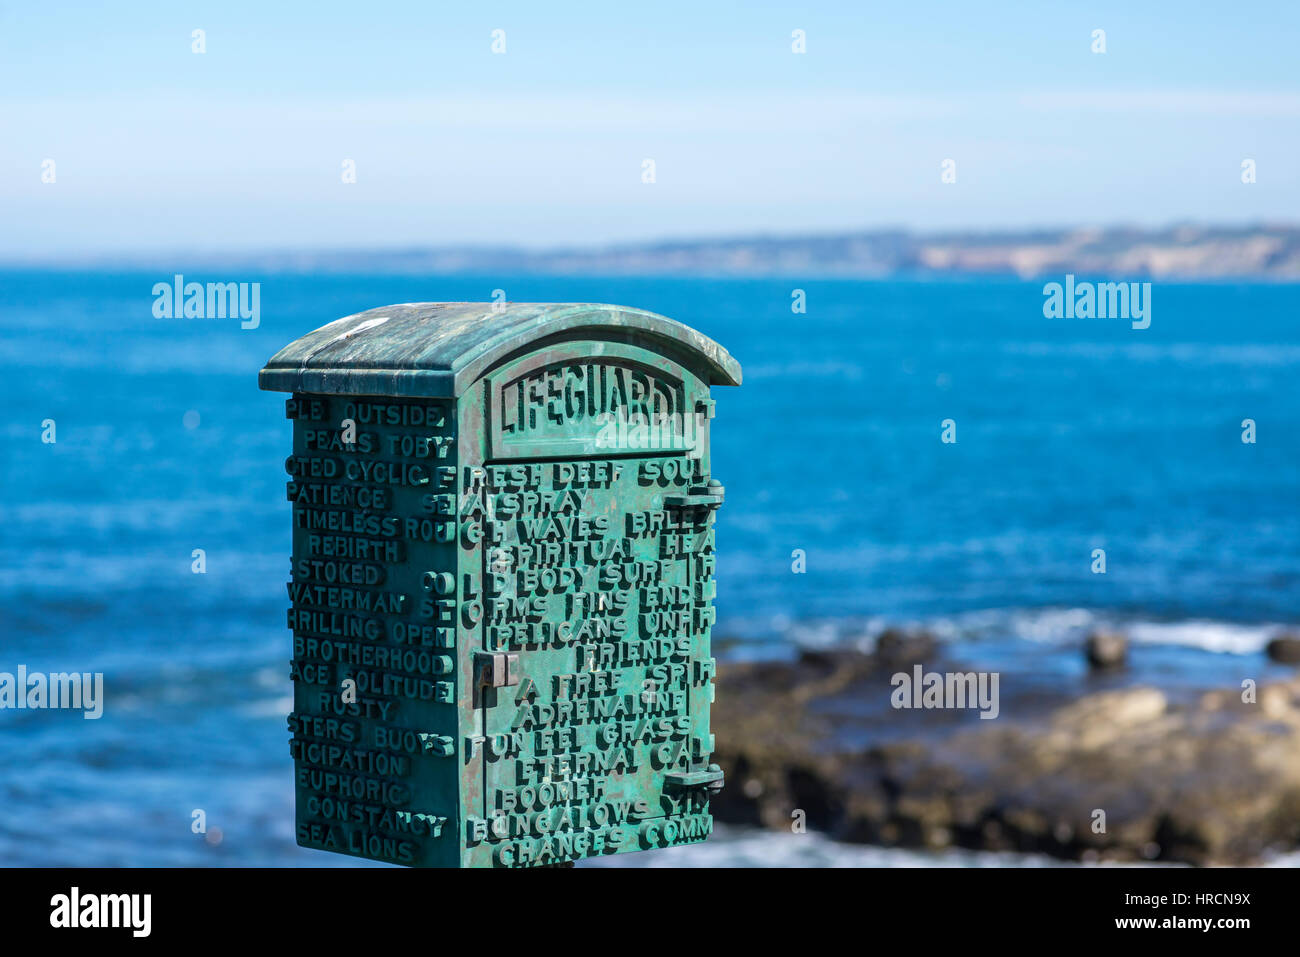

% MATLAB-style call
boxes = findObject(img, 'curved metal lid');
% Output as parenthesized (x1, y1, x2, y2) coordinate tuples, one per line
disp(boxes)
(258, 302, 742, 397)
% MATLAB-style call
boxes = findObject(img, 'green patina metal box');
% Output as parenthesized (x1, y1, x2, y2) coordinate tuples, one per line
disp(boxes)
(259, 302, 741, 867)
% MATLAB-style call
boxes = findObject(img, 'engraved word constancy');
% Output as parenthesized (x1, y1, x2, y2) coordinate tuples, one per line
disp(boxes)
(50, 887, 151, 937)
(890, 665, 1000, 720)
(1042, 274, 1152, 330)
(0, 665, 104, 719)
(152, 273, 261, 329)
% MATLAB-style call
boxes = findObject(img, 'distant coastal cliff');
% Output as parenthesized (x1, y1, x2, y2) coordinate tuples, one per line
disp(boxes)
(69, 224, 1300, 279)
(515, 224, 1300, 279)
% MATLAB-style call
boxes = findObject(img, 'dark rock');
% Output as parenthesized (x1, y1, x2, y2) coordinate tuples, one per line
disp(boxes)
(1266, 635, 1300, 664)
(873, 627, 937, 665)
(1085, 630, 1128, 670)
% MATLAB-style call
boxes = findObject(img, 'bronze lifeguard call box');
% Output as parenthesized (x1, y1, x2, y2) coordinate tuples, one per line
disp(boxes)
(259, 302, 741, 867)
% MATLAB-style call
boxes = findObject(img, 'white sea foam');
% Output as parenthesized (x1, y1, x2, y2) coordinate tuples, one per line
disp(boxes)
(1125, 619, 1279, 655)
(738, 607, 1290, 658)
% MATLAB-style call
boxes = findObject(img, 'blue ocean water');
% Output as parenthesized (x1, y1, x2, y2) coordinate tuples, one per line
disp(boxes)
(1, 269, 1297, 866)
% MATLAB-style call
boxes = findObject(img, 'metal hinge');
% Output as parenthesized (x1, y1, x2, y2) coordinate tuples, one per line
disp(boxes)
(664, 479, 725, 510)
(664, 764, 725, 794)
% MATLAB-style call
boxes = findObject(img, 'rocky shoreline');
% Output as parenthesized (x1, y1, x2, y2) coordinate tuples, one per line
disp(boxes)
(710, 635, 1300, 866)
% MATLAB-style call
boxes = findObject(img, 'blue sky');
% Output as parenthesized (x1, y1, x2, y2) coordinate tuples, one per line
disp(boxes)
(2, 1, 1298, 255)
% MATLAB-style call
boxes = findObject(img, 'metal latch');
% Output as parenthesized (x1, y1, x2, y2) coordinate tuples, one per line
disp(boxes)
(664, 764, 725, 794)
(664, 479, 725, 510)
(474, 651, 519, 692)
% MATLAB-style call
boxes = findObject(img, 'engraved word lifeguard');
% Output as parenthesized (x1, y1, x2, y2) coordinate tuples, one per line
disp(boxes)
(501, 362, 682, 443)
